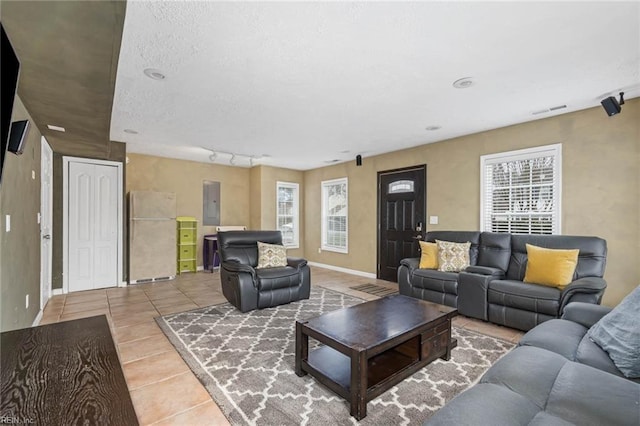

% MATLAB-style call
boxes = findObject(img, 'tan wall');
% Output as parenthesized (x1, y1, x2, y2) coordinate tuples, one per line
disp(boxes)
(253, 166, 305, 257)
(0, 97, 43, 331)
(304, 100, 640, 306)
(126, 153, 251, 270)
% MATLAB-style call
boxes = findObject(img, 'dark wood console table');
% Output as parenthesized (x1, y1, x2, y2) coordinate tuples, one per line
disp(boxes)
(1, 315, 138, 425)
(295, 294, 457, 420)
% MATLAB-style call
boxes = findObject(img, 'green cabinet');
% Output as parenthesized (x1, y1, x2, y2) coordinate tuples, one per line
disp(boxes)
(177, 216, 197, 274)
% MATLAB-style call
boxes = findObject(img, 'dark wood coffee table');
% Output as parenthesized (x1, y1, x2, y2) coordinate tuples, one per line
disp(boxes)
(295, 294, 457, 420)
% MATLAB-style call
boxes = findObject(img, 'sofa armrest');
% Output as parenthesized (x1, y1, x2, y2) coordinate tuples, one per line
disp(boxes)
(559, 277, 607, 313)
(287, 257, 308, 270)
(221, 260, 257, 282)
(464, 265, 505, 277)
(400, 258, 420, 271)
(561, 302, 612, 328)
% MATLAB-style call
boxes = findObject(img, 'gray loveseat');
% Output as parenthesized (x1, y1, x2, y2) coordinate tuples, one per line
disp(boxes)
(425, 302, 640, 425)
(398, 231, 607, 331)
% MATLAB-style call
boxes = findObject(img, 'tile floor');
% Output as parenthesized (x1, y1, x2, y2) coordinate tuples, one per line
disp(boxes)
(39, 266, 524, 425)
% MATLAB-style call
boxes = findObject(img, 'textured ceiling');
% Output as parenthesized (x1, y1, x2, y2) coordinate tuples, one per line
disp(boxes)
(3, 2, 639, 170)
(112, 1, 640, 170)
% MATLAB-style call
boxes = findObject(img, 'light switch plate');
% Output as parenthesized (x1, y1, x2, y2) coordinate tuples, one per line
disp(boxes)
(5, 215, 10, 232)
(429, 216, 439, 225)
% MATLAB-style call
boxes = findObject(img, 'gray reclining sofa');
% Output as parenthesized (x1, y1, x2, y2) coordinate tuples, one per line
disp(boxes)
(398, 231, 607, 331)
(425, 302, 640, 425)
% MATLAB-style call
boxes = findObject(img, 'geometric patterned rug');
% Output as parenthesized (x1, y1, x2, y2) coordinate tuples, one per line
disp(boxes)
(156, 287, 515, 425)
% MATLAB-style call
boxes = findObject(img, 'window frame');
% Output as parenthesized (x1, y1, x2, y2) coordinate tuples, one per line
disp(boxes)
(480, 143, 562, 235)
(321, 177, 348, 253)
(276, 181, 300, 249)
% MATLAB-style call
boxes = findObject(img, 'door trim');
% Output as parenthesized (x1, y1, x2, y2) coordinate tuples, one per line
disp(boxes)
(376, 164, 427, 280)
(40, 137, 53, 310)
(62, 156, 123, 294)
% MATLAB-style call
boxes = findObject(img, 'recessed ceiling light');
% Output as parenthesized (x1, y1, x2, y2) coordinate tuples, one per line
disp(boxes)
(47, 125, 65, 132)
(425, 126, 441, 131)
(124, 129, 138, 134)
(143, 68, 166, 80)
(452, 77, 475, 89)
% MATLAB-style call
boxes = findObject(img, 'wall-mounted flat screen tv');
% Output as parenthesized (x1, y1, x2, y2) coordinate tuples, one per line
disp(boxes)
(1, 23, 21, 182)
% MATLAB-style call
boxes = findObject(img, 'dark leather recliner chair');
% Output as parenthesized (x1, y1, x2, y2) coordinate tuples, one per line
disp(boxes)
(217, 230, 311, 312)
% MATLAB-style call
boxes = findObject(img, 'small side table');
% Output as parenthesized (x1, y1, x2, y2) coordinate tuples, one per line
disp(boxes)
(203, 235, 220, 272)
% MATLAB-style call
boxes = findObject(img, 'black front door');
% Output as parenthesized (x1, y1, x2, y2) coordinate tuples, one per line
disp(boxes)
(377, 165, 426, 282)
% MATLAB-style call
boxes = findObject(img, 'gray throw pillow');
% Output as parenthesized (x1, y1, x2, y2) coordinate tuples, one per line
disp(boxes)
(588, 285, 640, 378)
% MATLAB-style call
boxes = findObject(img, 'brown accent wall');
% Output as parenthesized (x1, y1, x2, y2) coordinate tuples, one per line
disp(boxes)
(303, 100, 640, 306)
(0, 97, 43, 331)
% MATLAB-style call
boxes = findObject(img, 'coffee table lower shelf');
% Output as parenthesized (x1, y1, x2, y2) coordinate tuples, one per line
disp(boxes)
(299, 338, 457, 419)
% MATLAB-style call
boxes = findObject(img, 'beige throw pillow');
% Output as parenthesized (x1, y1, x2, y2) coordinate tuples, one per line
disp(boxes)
(436, 240, 471, 272)
(256, 241, 287, 269)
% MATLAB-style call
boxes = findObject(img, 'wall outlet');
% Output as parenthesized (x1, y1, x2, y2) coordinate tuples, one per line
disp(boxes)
(26, 294, 29, 309)
(317, 247, 322, 254)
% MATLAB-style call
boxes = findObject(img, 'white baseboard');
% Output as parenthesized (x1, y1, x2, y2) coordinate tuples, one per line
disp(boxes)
(32, 310, 43, 327)
(52, 288, 63, 296)
(307, 262, 377, 279)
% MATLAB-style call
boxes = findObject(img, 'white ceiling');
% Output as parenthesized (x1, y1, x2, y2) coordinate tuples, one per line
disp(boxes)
(111, 1, 640, 170)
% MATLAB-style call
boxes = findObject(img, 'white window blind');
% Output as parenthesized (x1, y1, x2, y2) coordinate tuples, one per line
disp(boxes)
(276, 181, 299, 248)
(321, 177, 348, 253)
(481, 144, 561, 235)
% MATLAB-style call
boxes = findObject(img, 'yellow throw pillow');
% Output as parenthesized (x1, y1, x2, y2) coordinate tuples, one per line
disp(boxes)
(436, 240, 471, 272)
(419, 241, 438, 269)
(524, 244, 579, 289)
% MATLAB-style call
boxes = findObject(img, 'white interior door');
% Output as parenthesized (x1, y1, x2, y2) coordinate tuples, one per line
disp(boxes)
(66, 159, 120, 292)
(40, 137, 53, 309)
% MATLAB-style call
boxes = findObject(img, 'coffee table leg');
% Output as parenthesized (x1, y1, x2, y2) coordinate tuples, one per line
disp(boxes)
(295, 321, 308, 377)
(350, 350, 367, 420)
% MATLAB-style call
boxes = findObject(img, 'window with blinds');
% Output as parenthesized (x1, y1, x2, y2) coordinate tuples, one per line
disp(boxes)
(480, 144, 562, 235)
(276, 181, 299, 248)
(321, 177, 348, 253)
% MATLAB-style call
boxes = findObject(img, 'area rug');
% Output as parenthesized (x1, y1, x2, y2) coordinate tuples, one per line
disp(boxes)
(349, 283, 398, 297)
(156, 288, 514, 425)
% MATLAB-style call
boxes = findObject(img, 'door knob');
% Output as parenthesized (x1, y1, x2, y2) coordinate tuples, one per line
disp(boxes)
(43, 234, 51, 239)
(412, 235, 423, 240)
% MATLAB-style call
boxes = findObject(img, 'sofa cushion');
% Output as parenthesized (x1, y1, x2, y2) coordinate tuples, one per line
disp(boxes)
(256, 241, 287, 269)
(477, 232, 511, 271)
(418, 241, 438, 269)
(256, 266, 299, 291)
(588, 285, 640, 379)
(519, 318, 630, 380)
(523, 244, 579, 289)
(488, 279, 560, 316)
(411, 269, 458, 294)
(436, 240, 470, 272)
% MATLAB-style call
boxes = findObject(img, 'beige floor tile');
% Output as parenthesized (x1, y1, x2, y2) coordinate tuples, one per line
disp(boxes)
(111, 310, 160, 328)
(62, 300, 109, 315)
(129, 372, 212, 425)
(113, 320, 164, 344)
(118, 334, 173, 363)
(151, 401, 229, 426)
(123, 350, 190, 390)
(156, 302, 199, 316)
(150, 294, 193, 309)
(110, 301, 158, 317)
(59, 309, 110, 322)
(65, 292, 108, 305)
(108, 293, 151, 307)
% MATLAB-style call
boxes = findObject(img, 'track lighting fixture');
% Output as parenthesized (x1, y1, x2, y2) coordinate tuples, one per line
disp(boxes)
(601, 92, 625, 117)
(203, 148, 261, 167)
